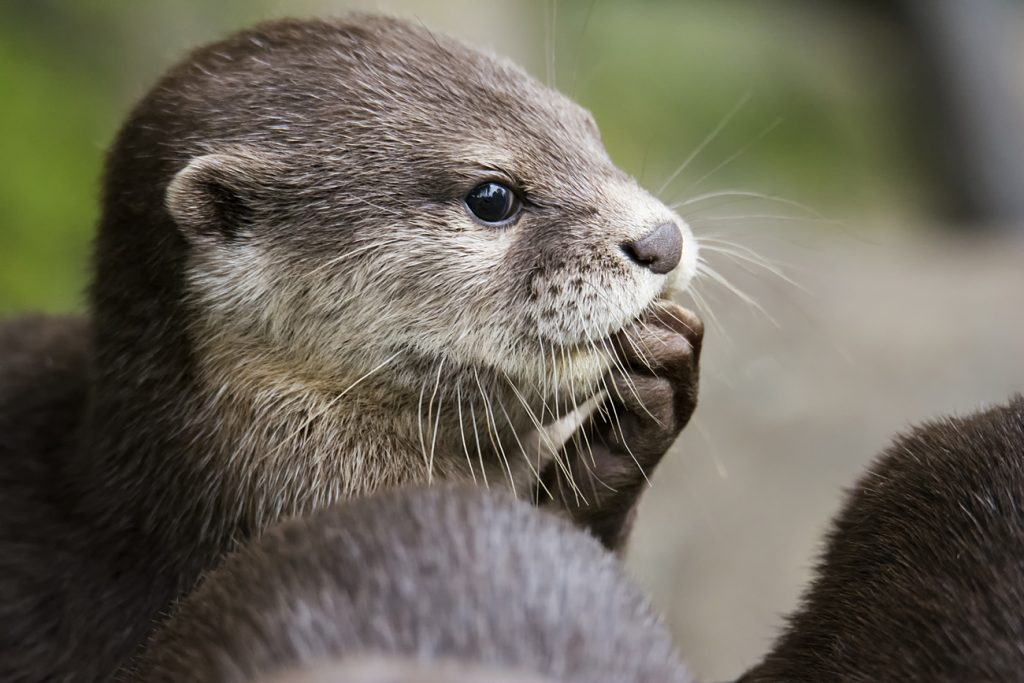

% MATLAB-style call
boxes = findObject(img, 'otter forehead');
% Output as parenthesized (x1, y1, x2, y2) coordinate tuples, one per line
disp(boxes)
(159, 15, 613, 194)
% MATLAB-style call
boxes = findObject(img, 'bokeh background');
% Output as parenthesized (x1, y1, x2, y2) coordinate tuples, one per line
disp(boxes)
(3, 1, 1023, 679)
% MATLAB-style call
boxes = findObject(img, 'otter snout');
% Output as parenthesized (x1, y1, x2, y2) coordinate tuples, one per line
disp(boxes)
(621, 222, 682, 275)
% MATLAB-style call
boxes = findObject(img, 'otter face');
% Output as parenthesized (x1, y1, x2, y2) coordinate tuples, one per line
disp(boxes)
(162, 15, 698, 396)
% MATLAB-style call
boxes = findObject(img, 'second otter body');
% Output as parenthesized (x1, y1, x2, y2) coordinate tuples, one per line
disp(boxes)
(741, 397, 1024, 682)
(0, 14, 702, 680)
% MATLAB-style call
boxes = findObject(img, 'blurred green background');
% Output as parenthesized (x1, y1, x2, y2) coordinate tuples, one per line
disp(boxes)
(0, 0, 953, 314)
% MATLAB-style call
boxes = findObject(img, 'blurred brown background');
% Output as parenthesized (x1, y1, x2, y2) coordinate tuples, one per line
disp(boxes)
(2, 1, 1023, 679)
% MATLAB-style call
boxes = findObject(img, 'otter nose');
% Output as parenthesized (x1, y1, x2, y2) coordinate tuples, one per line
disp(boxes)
(621, 222, 682, 275)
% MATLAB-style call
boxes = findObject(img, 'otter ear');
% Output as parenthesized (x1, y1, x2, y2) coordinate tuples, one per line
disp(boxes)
(166, 152, 275, 241)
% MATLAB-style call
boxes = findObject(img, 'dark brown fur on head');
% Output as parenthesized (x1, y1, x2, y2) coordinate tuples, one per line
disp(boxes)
(130, 485, 693, 683)
(741, 396, 1024, 682)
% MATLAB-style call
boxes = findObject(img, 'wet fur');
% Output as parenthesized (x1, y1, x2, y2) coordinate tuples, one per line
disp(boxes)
(130, 485, 692, 683)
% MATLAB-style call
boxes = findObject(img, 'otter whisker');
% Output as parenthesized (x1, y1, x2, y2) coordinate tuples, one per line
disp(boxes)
(563, 343, 580, 419)
(656, 91, 751, 198)
(591, 348, 618, 426)
(692, 417, 729, 480)
(417, 375, 430, 476)
(426, 357, 447, 485)
(338, 350, 403, 398)
(275, 349, 403, 458)
(698, 241, 804, 290)
(619, 323, 655, 372)
(567, 0, 598, 99)
(545, 0, 558, 88)
(347, 195, 409, 216)
(498, 401, 551, 500)
(455, 382, 477, 485)
(670, 189, 826, 219)
(569, 403, 618, 496)
(697, 259, 779, 326)
(597, 336, 631, 404)
(679, 117, 782, 196)
(552, 348, 585, 507)
(474, 367, 517, 497)
(535, 330, 554, 424)
(501, 371, 557, 459)
(700, 232, 800, 259)
(570, 342, 604, 471)
(589, 325, 659, 428)
(684, 282, 727, 341)
(583, 283, 663, 366)
(467, 396, 489, 490)
(692, 213, 838, 226)
(500, 368, 552, 506)
(276, 387, 347, 459)
(566, 427, 596, 502)
(549, 344, 563, 424)
(502, 369, 581, 501)
(561, 348, 593, 507)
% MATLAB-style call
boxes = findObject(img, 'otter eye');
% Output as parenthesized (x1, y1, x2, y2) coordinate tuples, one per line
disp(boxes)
(464, 182, 521, 225)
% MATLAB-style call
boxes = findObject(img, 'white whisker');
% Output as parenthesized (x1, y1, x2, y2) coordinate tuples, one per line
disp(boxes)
(656, 91, 751, 198)
(678, 117, 782, 195)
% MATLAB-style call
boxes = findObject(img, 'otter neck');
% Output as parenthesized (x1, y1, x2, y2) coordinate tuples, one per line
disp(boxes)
(77, 325, 554, 571)
(186, 344, 544, 522)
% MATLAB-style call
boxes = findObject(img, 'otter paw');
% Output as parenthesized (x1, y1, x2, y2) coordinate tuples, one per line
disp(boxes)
(600, 301, 703, 472)
(541, 303, 702, 551)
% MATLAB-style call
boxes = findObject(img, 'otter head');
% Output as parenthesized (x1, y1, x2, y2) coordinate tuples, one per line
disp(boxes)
(105, 14, 697, 408)
(153, 15, 696, 397)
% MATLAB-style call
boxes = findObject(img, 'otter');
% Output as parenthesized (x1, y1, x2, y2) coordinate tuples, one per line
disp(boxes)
(739, 396, 1024, 682)
(0, 14, 702, 680)
(129, 484, 692, 683)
